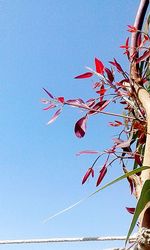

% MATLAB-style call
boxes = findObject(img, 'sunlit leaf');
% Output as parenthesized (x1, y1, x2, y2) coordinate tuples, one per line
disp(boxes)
(47, 108, 62, 125)
(74, 72, 93, 79)
(95, 58, 105, 74)
(76, 150, 99, 156)
(127, 25, 137, 32)
(43, 103, 56, 111)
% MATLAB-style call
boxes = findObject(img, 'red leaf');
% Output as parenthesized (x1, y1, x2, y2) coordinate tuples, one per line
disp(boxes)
(126, 207, 135, 214)
(66, 99, 87, 109)
(96, 165, 107, 187)
(109, 120, 123, 127)
(66, 98, 85, 105)
(105, 68, 114, 82)
(74, 115, 88, 138)
(93, 82, 101, 89)
(82, 168, 94, 185)
(109, 58, 123, 73)
(127, 25, 137, 33)
(43, 103, 56, 111)
(43, 88, 54, 98)
(99, 99, 111, 111)
(76, 150, 99, 156)
(88, 100, 106, 115)
(96, 85, 107, 101)
(47, 108, 62, 125)
(57, 97, 65, 104)
(74, 72, 93, 79)
(95, 58, 105, 74)
(137, 33, 142, 47)
(86, 98, 96, 108)
(136, 49, 150, 64)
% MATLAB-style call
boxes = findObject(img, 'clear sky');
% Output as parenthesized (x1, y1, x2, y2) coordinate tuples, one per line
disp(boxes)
(0, 1, 140, 250)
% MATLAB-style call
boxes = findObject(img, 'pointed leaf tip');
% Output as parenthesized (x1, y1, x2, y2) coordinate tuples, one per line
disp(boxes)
(74, 115, 88, 138)
(126, 207, 135, 214)
(43, 88, 54, 98)
(47, 108, 62, 125)
(74, 72, 93, 79)
(96, 165, 107, 187)
(95, 58, 104, 74)
(82, 168, 94, 185)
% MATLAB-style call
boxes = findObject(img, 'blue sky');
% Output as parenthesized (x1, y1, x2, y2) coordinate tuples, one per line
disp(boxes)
(0, 1, 139, 249)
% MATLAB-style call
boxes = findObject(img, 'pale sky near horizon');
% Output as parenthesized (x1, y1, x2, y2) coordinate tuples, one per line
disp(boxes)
(0, 1, 141, 249)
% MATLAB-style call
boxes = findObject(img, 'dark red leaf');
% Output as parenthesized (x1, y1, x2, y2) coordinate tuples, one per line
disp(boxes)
(120, 101, 127, 104)
(74, 72, 93, 79)
(95, 58, 105, 74)
(88, 100, 106, 115)
(66, 99, 87, 109)
(99, 99, 111, 111)
(86, 98, 96, 108)
(82, 168, 94, 185)
(109, 58, 123, 73)
(137, 33, 142, 47)
(74, 115, 88, 138)
(105, 68, 114, 82)
(43, 88, 54, 98)
(47, 108, 62, 125)
(96, 165, 107, 187)
(126, 207, 135, 214)
(136, 49, 150, 64)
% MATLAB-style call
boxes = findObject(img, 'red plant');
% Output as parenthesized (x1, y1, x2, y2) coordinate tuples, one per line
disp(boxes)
(41, 3, 150, 245)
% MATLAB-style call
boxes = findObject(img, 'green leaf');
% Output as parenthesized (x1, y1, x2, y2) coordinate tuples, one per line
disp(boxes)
(89, 166, 150, 198)
(126, 179, 150, 245)
(44, 166, 149, 223)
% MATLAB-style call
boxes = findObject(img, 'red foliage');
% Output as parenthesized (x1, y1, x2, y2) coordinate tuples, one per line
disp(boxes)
(82, 168, 94, 185)
(74, 115, 88, 138)
(74, 72, 93, 79)
(95, 57, 105, 74)
(96, 165, 107, 187)
(126, 207, 135, 214)
(127, 25, 137, 33)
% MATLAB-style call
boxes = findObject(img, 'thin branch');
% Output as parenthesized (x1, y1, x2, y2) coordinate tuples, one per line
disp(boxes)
(64, 102, 136, 120)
